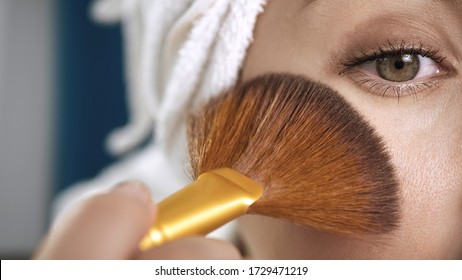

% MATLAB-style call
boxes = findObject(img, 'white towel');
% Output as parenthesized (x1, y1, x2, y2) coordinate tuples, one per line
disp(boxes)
(54, 0, 267, 240)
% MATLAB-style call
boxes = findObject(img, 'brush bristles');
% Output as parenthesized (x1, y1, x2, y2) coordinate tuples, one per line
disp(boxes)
(188, 73, 400, 235)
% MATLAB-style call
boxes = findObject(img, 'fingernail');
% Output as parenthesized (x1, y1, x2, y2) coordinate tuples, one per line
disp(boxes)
(113, 181, 154, 206)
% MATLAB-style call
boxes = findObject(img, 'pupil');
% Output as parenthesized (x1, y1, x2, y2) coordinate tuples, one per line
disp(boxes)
(394, 59, 405, 70)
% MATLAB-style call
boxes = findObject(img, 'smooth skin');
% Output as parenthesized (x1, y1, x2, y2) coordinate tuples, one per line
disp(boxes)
(238, 0, 462, 259)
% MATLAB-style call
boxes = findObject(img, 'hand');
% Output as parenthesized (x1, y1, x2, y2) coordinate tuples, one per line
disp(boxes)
(34, 181, 241, 259)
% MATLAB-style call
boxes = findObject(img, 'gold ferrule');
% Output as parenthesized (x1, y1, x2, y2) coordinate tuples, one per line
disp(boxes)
(138, 168, 263, 251)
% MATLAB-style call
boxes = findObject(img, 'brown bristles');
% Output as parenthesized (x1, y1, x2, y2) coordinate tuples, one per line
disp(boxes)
(187, 73, 400, 236)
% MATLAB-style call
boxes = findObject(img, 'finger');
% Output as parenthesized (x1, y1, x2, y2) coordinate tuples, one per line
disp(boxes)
(138, 237, 241, 260)
(35, 181, 156, 259)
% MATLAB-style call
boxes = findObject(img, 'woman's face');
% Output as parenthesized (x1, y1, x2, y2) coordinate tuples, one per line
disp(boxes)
(238, 0, 462, 259)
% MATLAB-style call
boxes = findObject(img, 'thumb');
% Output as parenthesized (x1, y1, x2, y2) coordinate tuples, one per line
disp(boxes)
(35, 181, 156, 259)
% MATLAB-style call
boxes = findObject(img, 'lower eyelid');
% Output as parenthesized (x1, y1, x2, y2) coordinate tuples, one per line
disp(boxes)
(341, 68, 441, 98)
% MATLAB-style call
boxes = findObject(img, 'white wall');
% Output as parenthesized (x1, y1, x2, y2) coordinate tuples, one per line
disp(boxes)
(0, 0, 54, 257)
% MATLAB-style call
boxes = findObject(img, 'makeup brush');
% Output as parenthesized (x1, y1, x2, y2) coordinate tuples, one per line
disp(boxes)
(139, 73, 400, 250)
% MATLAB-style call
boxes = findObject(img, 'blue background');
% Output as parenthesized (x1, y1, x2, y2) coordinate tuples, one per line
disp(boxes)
(55, 0, 127, 194)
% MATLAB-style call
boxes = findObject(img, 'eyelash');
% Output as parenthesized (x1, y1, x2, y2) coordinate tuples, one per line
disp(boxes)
(339, 41, 447, 99)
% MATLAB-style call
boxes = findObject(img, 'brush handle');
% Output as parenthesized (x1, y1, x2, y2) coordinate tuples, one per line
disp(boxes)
(138, 168, 263, 251)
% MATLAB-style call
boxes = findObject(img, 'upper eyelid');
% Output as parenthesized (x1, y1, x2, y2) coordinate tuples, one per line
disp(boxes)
(340, 41, 446, 70)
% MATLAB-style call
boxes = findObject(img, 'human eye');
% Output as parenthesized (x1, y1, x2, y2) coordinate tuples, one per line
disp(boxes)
(339, 41, 450, 99)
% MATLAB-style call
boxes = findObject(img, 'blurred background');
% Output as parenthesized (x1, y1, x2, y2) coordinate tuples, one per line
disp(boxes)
(0, 0, 127, 259)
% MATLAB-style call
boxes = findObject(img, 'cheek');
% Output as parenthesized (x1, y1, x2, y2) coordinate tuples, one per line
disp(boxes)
(345, 86, 462, 258)
(388, 125, 462, 258)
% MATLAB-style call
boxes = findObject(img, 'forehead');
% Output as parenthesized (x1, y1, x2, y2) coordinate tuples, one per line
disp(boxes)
(297, 0, 462, 20)
(302, 0, 462, 7)
(289, 0, 462, 54)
